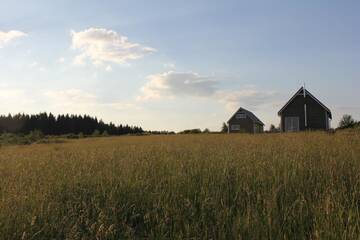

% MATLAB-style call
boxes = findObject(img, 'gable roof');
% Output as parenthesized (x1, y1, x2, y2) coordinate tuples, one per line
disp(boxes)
(278, 87, 332, 119)
(227, 107, 265, 125)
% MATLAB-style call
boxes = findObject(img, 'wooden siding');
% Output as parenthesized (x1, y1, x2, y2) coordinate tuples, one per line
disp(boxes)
(228, 114, 263, 133)
(228, 115, 255, 133)
(280, 93, 329, 132)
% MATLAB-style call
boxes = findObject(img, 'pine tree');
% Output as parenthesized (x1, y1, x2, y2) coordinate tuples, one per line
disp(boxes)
(221, 122, 228, 133)
(0, 112, 143, 136)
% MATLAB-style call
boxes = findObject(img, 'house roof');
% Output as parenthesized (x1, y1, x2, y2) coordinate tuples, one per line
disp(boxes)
(227, 107, 265, 125)
(278, 87, 332, 119)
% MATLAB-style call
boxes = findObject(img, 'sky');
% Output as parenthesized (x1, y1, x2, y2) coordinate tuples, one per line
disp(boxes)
(0, 0, 359, 131)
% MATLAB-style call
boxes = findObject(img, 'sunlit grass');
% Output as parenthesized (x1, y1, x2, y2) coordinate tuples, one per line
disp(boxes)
(1, 132, 360, 239)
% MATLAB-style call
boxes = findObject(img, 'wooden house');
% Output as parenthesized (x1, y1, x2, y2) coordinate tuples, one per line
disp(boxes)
(278, 87, 332, 132)
(227, 107, 264, 133)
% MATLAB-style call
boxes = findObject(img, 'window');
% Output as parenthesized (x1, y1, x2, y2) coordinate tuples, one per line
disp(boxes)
(236, 113, 246, 119)
(231, 124, 240, 130)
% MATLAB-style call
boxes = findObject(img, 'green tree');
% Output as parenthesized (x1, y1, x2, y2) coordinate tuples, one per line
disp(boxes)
(203, 128, 210, 133)
(269, 124, 279, 133)
(92, 129, 101, 137)
(338, 114, 356, 129)
(221, 122, 228, 133)
(28, 129, 44, 141)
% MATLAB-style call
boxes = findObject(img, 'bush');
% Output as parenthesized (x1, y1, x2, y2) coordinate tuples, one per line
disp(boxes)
(0, 132, 43, 145)
(203, 128, 210, 133)
(65, 134, 79, 139)
(36, 138, 66, 144)
(28, 129, 44, 142)
(338, 114, 357, 129)
(92, 129, 101, 137)
(268, 124, 280, 133)
(178, 129, 202, 134)
(221, 122, 228, 133)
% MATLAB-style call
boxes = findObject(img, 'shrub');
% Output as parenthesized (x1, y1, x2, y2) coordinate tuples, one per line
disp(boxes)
(338, 114, 357, 129)
(178, 129, 202, 134)
(203, 128, 210, 133)
(221, 122, 228, 133)
(92, 129, 101, 137)
(65, 134, 79, 139)
(28, 129, 44, 141)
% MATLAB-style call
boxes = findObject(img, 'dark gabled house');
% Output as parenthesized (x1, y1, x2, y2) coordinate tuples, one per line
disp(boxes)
(227, 107, 264, 133)
(278, 87, 332, 132)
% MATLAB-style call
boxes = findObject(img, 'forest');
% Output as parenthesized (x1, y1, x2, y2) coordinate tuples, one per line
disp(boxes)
(0, 113, 143, 135)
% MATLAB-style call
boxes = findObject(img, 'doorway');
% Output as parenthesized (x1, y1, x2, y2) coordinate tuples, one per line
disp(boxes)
(285, 117, 300, 132)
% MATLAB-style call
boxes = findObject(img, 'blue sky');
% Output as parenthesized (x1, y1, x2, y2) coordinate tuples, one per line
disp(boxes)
(0, 0, 359, 131)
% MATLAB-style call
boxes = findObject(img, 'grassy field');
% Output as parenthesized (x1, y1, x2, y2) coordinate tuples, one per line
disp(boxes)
(1, 132, 360, 239)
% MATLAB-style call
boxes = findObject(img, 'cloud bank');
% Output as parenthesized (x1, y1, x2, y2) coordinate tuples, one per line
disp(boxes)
(215, 88, 277, 111)
(138, 71, 277, 111)
(71, 28, 156, 66)
(138, 71, 217, 101)
(0, 30, 27, 48)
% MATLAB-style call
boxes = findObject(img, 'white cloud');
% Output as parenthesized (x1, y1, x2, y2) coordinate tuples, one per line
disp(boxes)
(0, 30, 27, 48)
(72, 53, 86, 66)
(29, 61, 47, 72)
(71, 28, 156, 66)
(105, 65, 112, 72)
(216, 87, 277, 111)
(58, 57, 65, 63)
(138, 71, 217, 101)
(164, 63, 176, 69)
(138, 71, 278, 112)
(29, 61, 39, 68)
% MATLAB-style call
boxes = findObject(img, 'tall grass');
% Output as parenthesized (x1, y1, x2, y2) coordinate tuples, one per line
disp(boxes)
(1, 132, 360, 239)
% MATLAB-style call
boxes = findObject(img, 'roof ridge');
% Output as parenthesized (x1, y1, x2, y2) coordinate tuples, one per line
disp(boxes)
(227, 107, 264, 125)
(278, 87, 332, 118)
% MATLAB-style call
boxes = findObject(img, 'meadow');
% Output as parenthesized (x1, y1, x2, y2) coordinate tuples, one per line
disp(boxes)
(1, 131, 360, 239)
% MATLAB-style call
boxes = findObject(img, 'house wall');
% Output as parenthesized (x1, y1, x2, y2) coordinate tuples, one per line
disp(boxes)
(280, 94, 328, 132)
(253, 123, 264, 133)
(228, 115, 256, 133)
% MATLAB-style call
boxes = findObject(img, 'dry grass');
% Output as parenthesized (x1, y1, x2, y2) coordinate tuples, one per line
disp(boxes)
(1, 132, 360, 239)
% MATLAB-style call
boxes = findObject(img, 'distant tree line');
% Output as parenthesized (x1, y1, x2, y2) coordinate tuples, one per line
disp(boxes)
(0, 113, 143, 135)
(178, 128, 212, 134)
(145, 130, 176, 135)
(179, 129, 202, 134)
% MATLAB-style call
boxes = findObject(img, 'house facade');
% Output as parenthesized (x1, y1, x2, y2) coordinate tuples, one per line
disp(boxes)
(227, 107, 264, 133)
(278, 87, 332, 132)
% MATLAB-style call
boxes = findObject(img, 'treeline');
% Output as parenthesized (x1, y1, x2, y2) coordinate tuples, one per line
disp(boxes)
(146, 130, 176, 135)
(178, 128, 211, 134)
(0, 113, 143, 135)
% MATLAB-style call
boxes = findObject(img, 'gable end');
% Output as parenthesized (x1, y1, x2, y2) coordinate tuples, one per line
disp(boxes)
(227, 107, 264, 125)
(278, 87, 332, 119)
